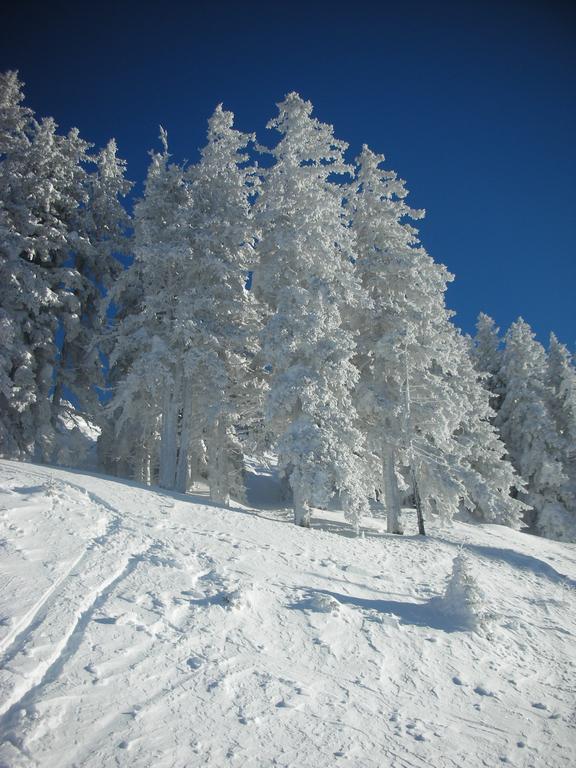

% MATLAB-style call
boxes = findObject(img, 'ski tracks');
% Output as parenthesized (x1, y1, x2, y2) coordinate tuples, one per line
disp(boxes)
(0, 467, 151, 757)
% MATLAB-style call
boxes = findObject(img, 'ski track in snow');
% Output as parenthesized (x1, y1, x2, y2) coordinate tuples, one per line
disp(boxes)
(0, 459, 575, 768)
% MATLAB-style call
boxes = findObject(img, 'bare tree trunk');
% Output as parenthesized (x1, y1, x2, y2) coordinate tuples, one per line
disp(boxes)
(52, 380, 63, 413)
(411, 464, 426, 536)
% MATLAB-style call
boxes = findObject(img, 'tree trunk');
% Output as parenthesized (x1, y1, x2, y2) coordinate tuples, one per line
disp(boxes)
(159, 382, 178, 489)
(52, 380, 63, 413)
(142, 449, 151, 486)
(218, 415, 230, 507)
(209, 414, 230, 507)
(175, 377, 193, 493)
(411, 464, 426, 536)
(383, 442, 403, 534)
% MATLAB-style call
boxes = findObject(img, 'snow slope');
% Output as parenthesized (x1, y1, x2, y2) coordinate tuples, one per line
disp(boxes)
(0, 459, 575, 768)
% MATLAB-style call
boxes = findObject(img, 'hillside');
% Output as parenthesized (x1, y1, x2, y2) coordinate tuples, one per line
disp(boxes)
(0, 459, 574, 768)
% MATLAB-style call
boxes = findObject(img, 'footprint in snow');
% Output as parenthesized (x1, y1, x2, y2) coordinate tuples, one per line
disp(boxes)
(474, 685, 496, 697)
(405, 721, 428, 741)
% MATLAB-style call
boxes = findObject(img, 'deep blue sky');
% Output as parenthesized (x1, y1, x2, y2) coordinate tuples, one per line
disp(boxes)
(2, 0, 575, 347)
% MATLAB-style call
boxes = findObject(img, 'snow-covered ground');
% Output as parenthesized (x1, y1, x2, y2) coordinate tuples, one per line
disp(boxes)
(0, 459, 575, 768)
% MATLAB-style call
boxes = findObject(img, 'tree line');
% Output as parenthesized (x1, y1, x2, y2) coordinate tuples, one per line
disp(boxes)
(1, 73, 574, 539)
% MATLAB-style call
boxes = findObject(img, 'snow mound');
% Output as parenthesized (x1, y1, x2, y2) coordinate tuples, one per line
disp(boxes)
(298, 591, 341, 613)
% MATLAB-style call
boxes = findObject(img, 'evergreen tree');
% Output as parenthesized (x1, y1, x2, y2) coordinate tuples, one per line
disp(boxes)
(0, 71, 130, 462)
(104, 131, 187, 485)
(472, 312, 504, 412)
(0, 73, 92, 460)
(0, 70, 43, 457)
(109, 109, 258, 500)
(547, 333, 576, 453)
(497, 319, 573, 537)
(350, 146, 524, 532)
(541, 333, 576, 538)
(253, 93, 369, 529)
(52, 139, 132, 428)
(177, 105, 259, 501)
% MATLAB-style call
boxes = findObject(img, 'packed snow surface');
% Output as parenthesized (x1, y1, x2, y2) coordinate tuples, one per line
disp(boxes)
(0, 459, 575, 767)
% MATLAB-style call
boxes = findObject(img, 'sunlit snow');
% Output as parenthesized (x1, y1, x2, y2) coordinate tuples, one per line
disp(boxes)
(1, 459, 574, 767)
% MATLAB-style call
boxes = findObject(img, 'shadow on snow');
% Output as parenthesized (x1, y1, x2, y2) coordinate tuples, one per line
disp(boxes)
(459, 543, 576, 589)
(290, 587, 467, 633)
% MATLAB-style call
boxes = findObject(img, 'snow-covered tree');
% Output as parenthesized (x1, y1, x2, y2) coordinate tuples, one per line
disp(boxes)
(176, 105, 260, 501)
(451, 338, 527, 528)
(350, 146, 524, 532)
(52, 139, 132, 424)
(472, 312, 504, 412)
(0, 71, 130, 463)
(109, 109, 259, 500)
(0, 73, 93, 460)
(497, 319, 573, 537)
(473, 313, 502, 378)
(0, 70, 45, 457)
(547, 334, 576, 453)
(540, 333, 576, 539)
(253, 93, 369, 529)
(103, 132, 186, 485)
(434, 552, 492, 633)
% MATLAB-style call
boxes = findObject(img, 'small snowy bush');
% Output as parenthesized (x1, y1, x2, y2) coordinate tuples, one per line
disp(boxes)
(437, 553, 491, 632)
(309, 593, 340, 613)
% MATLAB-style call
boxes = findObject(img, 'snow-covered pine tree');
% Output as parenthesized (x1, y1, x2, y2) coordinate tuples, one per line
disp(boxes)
(97, 223, 151, 480)
(0, 70, 44, 457)
(450, 333, 527, 528)
(472, 313, 502, 379)
(0, 72, 93, 460)
(97, 293, 147, 480)
(52, 139, 132, 436)
(0, 71, 131, 463)
(104, 130, 188, 486)
(177, 105, 259, 501)
(253, 93, 369, 530)
(547, 333, 576, 455)
(350, 146, 524, 532)
(350, 144, 430, 533)
(434, 552, 491, 633)
(497, 319, 573, 538)
(542, 333, 576, 538)
(41, 123, 94, 422)
(109, 109, 258, 500)
(472, 312, 504, 412)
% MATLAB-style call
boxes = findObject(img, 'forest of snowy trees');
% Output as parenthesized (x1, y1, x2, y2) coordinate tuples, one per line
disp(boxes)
(1, 72, 575, 540)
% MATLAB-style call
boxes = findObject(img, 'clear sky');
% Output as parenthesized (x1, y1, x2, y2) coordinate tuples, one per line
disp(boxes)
(2, 0, 575, 346)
